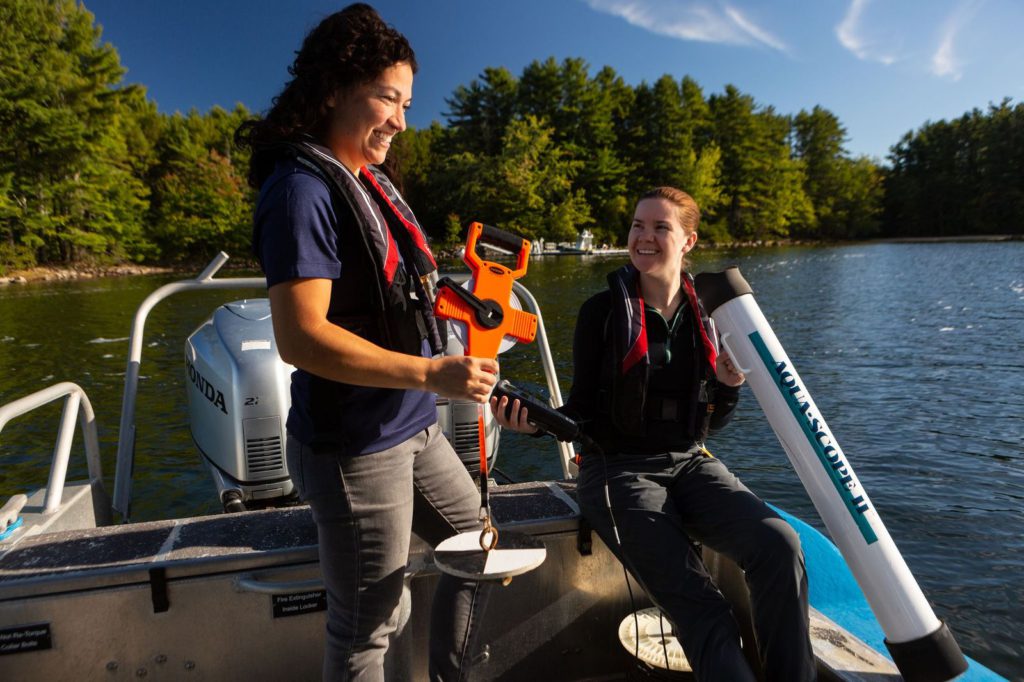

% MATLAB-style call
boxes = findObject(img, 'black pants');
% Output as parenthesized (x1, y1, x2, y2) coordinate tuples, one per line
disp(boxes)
(577, 447, 816, 682)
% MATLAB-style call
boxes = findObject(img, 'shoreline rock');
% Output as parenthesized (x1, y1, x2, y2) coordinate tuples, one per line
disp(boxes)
(0, 263, 178, 285)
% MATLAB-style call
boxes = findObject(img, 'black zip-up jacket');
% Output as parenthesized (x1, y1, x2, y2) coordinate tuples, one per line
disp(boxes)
(563, 289, 740, 456)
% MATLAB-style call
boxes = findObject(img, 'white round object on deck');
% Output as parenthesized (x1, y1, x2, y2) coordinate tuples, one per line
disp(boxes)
(617, 607, 692, 673)
(433, 529, 546, 581)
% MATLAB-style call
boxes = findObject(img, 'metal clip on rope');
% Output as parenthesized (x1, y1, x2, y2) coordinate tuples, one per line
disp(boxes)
(480, 514, 499, 552)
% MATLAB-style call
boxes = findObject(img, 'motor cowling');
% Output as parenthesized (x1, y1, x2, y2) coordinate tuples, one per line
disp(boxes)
(185, 299, 295, 507)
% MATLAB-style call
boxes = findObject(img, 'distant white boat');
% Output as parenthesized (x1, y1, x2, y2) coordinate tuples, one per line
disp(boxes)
(560, 229, 595, 254)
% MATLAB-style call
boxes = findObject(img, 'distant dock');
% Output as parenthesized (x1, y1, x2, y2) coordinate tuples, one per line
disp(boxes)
(531, 230, 629, 257)
(531, 247, 629, 257)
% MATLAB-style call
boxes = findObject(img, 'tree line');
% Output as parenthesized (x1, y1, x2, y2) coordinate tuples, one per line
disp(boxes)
(392, 61, 884, 248)
(1, 1, 1020, 274)
(1, 0, 253, 271)
(884, 99, 1024, 237)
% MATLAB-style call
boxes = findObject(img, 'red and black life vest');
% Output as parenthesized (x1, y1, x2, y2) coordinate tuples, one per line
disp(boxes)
(606, 264, 719, 438)
(257, 139, 445, 356)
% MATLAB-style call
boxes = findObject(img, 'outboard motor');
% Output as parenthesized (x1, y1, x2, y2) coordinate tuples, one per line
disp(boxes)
(186, 299, 294, 511)
(186, 298, 500, 512)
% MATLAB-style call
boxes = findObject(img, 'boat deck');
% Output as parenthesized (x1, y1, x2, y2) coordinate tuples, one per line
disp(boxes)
(0, 481, 900, 680)
(0, 481, 578, 592)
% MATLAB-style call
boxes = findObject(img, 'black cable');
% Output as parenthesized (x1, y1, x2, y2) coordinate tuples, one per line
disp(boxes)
(600, 450, 641, 668)
(600, 448, 678, 677)
(658, 610, 670, 671)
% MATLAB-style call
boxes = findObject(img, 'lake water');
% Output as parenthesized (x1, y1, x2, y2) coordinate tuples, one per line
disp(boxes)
(1, 242, 1022, 679)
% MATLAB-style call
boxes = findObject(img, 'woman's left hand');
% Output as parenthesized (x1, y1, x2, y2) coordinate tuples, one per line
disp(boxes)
(716, 351, 745, 387)
(489, 395, 539, 435)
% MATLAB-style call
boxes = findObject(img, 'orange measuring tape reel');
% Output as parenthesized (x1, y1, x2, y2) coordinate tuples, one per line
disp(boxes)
(433, 222, 538, 553)
(434, 222, 538, 359)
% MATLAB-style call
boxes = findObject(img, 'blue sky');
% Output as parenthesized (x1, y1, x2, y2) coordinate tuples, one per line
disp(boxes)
(84, 0, 1024, 162)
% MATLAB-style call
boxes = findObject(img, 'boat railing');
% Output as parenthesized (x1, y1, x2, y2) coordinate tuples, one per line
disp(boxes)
(0, 382, 105, 528)
(111, 252, 266, 521)
(510, 279, 577, 479)
(109, 251, 576, 521)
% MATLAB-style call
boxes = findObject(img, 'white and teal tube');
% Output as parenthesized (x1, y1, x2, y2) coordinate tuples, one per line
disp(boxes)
(694, 267, 967, 682)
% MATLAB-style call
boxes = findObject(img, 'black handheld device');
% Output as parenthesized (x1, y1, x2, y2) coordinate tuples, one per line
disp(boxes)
(491, 380, 583, 443)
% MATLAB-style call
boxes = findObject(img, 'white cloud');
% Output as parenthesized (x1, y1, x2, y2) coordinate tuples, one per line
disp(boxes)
(725, 6, 788, 53)
(931, 31, 960, 80)
(836, 0, 897, 65)
(930, 0, 984, 81)
(582, 0, 788, 52)
(583, 0, 998, 83)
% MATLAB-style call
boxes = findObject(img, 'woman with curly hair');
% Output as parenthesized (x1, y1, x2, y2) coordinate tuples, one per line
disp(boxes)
(237, 5, 494, 680)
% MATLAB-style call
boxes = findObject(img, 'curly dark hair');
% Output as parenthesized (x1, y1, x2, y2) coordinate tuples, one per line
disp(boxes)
(236, 3, 417, 187)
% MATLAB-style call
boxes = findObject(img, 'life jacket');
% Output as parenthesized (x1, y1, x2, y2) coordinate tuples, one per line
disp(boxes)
(254, 139, 445, 357)
(605, 264, 719, 440)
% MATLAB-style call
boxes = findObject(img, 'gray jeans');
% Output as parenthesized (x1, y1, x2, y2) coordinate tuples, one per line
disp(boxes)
(287, 424, 488, 681)
(577, 447, 815, 682)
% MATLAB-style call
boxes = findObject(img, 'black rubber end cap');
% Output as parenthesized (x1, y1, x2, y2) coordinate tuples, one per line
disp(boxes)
(693, 267, 753, 315)
(885, 622, 968, 682)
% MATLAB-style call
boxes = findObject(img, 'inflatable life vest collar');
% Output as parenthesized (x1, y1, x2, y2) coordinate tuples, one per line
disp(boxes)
(605, 265, 719, 437)
(259, 139, 444, 356)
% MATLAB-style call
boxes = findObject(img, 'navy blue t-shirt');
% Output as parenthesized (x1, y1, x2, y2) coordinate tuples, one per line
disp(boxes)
(254, 158, 436, 454)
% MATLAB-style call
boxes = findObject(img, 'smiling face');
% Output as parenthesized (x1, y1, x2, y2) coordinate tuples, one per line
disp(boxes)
(628, 197, 699, 281)
(324, 61, 413, 172)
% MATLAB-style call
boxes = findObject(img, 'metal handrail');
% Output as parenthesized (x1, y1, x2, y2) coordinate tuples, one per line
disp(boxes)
(109, 252, 576, 521)
(511, 280, 577, 479)
(111, 252, 266, 520)
(235, 574, 324, 595)
(0, 382, 103, 514)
